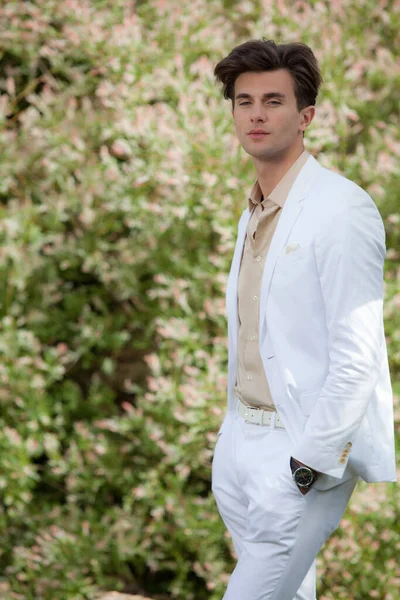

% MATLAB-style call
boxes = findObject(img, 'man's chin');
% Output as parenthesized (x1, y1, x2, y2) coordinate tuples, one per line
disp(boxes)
(245, 147, 283, 160)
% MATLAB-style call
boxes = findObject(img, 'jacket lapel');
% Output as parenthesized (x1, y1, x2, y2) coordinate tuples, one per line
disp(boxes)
(259, 155, 321, 340)
(226, 208, 252, 355)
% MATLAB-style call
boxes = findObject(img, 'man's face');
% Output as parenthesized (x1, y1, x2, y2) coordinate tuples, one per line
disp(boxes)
(232, 69, 314, 161)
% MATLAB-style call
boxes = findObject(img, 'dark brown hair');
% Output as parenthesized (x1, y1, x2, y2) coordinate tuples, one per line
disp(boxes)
(214, 38, 322, 111)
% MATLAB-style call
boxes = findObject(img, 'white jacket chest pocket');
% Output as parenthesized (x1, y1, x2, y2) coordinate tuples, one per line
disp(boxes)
(273, 244, 314, 273)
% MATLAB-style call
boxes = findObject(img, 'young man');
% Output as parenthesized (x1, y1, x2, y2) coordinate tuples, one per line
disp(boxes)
(211, 39, 396, 600)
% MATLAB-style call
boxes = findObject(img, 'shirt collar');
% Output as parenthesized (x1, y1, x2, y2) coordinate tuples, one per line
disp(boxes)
(248, 150, 310, 212)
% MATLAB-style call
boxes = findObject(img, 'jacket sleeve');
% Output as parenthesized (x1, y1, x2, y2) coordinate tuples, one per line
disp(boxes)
(292, 187, 386, 479)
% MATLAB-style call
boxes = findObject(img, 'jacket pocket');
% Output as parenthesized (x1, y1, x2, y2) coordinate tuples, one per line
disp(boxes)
(299, 388, 322, 416)
(274, 246, 313, 271)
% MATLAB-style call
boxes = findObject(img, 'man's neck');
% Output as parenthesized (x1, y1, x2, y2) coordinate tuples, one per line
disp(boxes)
(253, 145, 305, 200)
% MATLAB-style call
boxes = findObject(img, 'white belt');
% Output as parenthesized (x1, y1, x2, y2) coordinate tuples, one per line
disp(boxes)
(238, 398, 285, 429)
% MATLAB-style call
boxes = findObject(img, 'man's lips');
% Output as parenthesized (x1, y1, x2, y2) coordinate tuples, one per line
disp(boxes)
(247, 131, 270, 137)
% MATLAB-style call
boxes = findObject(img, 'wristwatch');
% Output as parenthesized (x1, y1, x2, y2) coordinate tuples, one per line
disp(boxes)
(290, 457, 318, 489)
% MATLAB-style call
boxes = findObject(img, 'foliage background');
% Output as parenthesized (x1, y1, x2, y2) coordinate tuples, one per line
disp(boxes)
(0, 0, 399, 598)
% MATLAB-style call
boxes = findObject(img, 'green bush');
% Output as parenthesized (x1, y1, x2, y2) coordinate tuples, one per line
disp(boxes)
(0, 1, 399, 598)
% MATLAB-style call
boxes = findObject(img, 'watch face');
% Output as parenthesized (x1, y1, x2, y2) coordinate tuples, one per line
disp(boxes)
(294, 466, 314, 487)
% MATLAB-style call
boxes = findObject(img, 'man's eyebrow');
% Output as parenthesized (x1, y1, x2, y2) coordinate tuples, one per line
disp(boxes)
(235, 92, 286, 100)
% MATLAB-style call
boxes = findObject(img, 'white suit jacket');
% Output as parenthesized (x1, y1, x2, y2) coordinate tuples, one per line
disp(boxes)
(222, 154, 396, 489)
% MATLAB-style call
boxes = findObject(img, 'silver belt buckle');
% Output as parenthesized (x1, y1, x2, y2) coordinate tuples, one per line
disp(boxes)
(244, 405, 261, 424)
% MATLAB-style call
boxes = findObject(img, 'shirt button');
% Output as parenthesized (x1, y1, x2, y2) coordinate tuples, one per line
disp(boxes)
(246, 375, 252, 380)
(253, 295, 258, 302)
(256, 255, 262, 261)
(250, 335, 256, 340)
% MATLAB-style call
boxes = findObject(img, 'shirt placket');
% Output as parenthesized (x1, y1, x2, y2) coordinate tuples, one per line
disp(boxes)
(243, 201, 276, 386)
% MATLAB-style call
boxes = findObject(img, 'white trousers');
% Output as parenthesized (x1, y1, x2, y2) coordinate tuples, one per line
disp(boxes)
(211, 405, 358, 600)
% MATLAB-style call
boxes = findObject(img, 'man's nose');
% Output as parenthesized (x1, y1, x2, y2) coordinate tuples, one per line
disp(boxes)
(250, 106, 267, 122)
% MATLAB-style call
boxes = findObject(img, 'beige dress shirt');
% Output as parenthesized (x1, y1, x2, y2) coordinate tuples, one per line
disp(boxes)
(235, 150, 310, 410)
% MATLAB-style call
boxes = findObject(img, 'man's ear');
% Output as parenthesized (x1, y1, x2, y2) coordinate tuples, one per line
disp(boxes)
(300, 105, 315, 132)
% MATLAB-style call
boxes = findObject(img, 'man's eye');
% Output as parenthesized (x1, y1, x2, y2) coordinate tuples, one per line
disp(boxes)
(239, 101, 281, 106)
